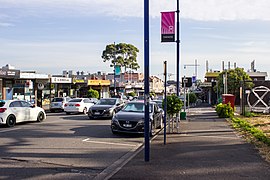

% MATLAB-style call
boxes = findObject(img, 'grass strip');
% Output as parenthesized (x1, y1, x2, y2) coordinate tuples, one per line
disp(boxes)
(231, 117, 270, 146)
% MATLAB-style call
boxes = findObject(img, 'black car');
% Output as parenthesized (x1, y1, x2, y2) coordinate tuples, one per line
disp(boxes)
(88, 98, 124, 119)
(111, 101, 163, 136)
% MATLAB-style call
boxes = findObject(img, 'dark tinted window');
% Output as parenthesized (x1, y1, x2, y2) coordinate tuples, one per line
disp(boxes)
(0, 100, 5, 107)
(52, 98, 64, 102)
(10, 101, 21, 107)
(69, 99, 82, 102)
(21, 101, 32, 107)
(98, 99, 116, 105)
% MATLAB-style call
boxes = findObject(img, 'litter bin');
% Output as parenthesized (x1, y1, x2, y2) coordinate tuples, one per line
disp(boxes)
(222, 94, 235, 109)
(180, 111, 186, 120)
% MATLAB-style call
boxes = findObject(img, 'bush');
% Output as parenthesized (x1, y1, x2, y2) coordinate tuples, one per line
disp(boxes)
(215, 103, 234, 118)
(163, 94, 183, 116)
(87, 88, 99, 99)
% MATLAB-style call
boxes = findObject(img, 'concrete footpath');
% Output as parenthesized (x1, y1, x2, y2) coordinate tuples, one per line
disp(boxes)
(109, 106, 270, 180)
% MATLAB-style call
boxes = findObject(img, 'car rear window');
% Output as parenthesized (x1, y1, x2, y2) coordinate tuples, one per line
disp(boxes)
(0, 100, 6, 107)
(52, 98, 64, 102)
(69, 99, 82, 102)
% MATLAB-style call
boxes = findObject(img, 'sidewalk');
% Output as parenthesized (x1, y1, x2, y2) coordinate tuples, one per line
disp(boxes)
(110, 106, 270, 180)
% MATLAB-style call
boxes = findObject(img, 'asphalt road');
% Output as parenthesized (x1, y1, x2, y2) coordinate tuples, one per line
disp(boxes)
(0, 112, 145, 179)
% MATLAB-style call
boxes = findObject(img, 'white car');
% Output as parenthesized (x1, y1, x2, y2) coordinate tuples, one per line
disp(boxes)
(64, 98, 94, 115)
(0, 100, 46, 127)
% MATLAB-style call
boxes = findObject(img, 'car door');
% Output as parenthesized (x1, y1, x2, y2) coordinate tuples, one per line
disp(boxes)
(83, 98, 94, 110)
(20, 101, 36, 121)
(9, 101, 25, 122)
(152, 104, 162, 128)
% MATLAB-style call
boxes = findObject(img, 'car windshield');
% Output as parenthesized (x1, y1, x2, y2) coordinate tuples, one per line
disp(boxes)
(122, 103, 153, 113)
(52, 98, 64, 102)
(69, 99, 82, 102)
(98, 99, 116, 105)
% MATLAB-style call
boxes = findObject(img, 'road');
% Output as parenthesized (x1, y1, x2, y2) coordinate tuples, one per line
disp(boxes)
(0, 112, 145, 179)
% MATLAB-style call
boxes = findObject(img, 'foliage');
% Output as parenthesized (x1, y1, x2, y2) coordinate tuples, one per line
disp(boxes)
(244, 111, 258, 117)
(188, 92, 197, 104)
(127, 91, 136, 97)
(216, 68, 253, 95)
(162, 95, 183, 116)
(231, 117, 270, 146)
(150, 91, 156, 99)
(101, 43, 140, 72)
(87, 88, 99, 99)
(215, 103, 234, 118)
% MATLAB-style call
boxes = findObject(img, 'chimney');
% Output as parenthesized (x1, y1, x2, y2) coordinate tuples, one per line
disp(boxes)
(206, 60, 209, 72)
(228, 61, 230, 70)
(222, 61, 225, 71)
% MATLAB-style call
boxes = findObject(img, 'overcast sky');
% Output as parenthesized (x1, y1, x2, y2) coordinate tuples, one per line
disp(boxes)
(0, 0, 270, 80)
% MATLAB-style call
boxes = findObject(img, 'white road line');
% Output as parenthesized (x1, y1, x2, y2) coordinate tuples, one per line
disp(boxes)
(82, 138, 139, 147)
(0, 128, 21, 133)
(181, 134, 240, 140)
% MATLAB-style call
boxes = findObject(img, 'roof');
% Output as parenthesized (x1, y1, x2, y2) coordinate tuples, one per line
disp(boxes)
(204, 72, 220, 78)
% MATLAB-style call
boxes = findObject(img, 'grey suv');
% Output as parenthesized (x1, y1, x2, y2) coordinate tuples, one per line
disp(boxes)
(50, 97, 71, 112)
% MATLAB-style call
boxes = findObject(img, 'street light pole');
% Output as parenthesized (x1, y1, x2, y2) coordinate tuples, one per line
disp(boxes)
(176, 0, 180, 96)
(114, 42, 116, 96)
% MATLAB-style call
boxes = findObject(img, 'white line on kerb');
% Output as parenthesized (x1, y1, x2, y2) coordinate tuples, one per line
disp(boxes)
(0, 128, 21, 133)
(82, 138, 139, 147)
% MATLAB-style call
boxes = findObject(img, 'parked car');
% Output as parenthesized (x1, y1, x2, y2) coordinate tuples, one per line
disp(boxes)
(111, 101, 163, 136)
(0, 100, 46, 127)
(50, 97, 71, 112)
(64, 98, 94, 115)
(152, 100, 163, 109)
(89, 98, 98, 104)
(88, 98, 125, 119)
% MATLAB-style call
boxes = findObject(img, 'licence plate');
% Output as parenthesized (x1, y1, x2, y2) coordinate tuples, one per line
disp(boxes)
(123, 124, 132, 127)
(94, 112, 100, 115)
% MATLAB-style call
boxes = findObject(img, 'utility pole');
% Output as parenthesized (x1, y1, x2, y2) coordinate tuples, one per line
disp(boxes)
(176, 0, 180, 96)
(184, 59, 200, 79)
(113, 42, 116, 96)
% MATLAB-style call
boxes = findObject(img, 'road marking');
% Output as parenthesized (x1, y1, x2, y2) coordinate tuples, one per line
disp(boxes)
(181, 134, 240, 140)
(0, 128, 21, 133)
(82, 138, 139, 147)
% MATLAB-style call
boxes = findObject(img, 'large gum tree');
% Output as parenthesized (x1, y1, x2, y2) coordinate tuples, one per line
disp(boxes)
(101, 43, 140, 73)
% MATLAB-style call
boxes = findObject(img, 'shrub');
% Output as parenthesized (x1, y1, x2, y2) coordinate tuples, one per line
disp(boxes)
(215, 103, 234, 118)
(163, 94, 183, 117)
(87, 88, 99, 99)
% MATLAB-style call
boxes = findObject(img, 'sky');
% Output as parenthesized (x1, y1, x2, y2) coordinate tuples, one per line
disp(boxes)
(0, 0, 270, 81)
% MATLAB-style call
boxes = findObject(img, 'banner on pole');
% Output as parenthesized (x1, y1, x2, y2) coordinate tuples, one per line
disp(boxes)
(161, 11, 175, 42)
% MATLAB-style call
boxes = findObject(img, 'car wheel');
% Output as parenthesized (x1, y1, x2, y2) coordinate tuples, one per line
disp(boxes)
(83, 108, 87, 115)
(6, 115, 16, 127)
(37, 112, 45, 122)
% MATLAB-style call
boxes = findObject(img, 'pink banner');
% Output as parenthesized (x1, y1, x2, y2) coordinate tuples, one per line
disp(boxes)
(161, 11, 175, 42)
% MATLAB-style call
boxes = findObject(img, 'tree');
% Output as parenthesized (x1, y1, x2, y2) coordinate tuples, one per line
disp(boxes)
(87, 88, 99, 99)
(101, 43, 140, 73)
(162, 95, 183, 117)
(188, 92, 197, 104)
(216, 68, 253, 95)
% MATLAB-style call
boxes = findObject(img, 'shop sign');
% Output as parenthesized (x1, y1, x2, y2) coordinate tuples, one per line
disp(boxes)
(88, 80, 110, 86)
(0, 69, 20, 78)
(73, 79, 85, 83)
(51, 77, 72, 83)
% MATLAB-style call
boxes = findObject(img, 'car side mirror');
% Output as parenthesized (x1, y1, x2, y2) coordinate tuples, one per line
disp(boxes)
(31, 104, 36, 108)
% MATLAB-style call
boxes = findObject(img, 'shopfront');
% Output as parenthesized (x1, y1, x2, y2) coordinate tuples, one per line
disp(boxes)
(88, 80, 110, 98)
(50, 77, 72, 98)
(0, 68, 20, 100)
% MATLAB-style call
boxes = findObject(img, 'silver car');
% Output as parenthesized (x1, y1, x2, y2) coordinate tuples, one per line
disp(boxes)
(50, 97, 71, 112)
